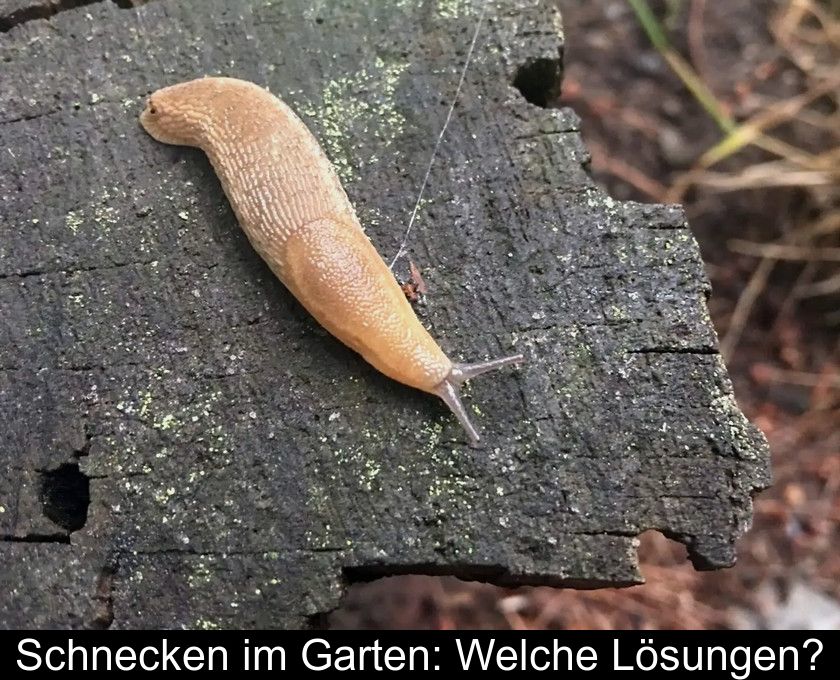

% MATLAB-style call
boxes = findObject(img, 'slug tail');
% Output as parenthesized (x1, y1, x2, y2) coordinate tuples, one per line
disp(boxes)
(433, 353, 525, 447)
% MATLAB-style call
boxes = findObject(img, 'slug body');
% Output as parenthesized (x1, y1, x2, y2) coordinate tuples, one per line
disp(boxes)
(140, 77, 521, 444)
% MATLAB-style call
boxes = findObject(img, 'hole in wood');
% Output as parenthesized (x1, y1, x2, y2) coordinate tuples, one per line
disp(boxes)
(111, 0, 153, 9)
(512, 57, 562, 108)
(40, 463, 90, 532)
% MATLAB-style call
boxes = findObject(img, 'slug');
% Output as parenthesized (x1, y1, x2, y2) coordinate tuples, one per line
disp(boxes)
(139, 77, 522, 445)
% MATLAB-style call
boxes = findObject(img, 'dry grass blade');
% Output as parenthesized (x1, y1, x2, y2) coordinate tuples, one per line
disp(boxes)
(720, 257, 777, 362)
(729, 241, 840, 262)
(796, 212, 840, 239)
(698, 76, 840, 170)
(693, 164, 835, 193)
(796, 272, 840, 297)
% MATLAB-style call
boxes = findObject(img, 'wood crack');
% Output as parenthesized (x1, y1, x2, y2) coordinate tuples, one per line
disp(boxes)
(627, 346, 719, 356)
(0, 0, 151, 35)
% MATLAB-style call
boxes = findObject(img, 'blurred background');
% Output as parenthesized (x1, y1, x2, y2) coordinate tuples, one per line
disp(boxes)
(329, 0, 840, 629)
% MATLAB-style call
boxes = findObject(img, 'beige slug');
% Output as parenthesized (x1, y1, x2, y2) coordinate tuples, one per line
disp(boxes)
(140, 77, 522, 444)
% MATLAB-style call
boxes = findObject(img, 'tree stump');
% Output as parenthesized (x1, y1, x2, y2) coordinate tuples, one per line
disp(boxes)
(0, 0, 770, 629)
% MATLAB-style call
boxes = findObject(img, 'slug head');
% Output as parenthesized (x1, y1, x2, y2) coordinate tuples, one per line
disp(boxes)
(140, 77, 254, 147)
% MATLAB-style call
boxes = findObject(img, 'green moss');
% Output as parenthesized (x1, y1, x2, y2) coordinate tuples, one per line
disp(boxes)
(138, 391, 153, 418)
(303, 474, 342, 550)
(607, 305, 629, 321)
(187, 558, 217, 587)
(155, 413, 180, 431)
(436, 0, 474, 19)
(299, 56, 408, 183)
(65, 211, 83, 235)
(330, 440, 383, 493)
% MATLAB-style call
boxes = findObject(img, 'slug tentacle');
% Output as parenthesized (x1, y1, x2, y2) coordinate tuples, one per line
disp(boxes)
(450, 354, 525, 385)
(432, 354, 525, 446)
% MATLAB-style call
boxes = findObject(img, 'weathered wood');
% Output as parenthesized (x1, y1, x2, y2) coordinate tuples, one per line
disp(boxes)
(0, 0, 770, 628)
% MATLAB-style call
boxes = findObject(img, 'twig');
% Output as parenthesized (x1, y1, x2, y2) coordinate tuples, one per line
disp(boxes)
(799, 213, 840, 238)
(698, 76, 840, 169)
(720, 256, 777, 362)
(587, 141, 669, 200)
(728, 240, 840, 261)
(688, 165, 834, 193)
(777, 260, 818, 320)
(687, 0, 711, 88)
(561, 80, 662, 139)
(795, 272, 840, 297)
(754, 366, 840, 389)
